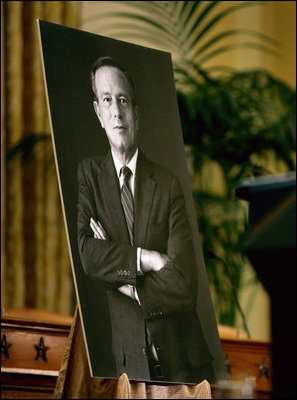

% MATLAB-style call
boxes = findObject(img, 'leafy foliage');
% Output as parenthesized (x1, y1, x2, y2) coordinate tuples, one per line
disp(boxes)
(179, 69, 296, 172)
(179, 68, 296, 325)
(87, 1, 296, 330)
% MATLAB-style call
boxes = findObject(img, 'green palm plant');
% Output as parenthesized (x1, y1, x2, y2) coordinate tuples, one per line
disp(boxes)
(84, 1, 278, 88)
(82, 1, 296, 332)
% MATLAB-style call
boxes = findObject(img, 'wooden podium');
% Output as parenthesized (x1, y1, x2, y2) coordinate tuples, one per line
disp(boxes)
(236, 172, 296, 399)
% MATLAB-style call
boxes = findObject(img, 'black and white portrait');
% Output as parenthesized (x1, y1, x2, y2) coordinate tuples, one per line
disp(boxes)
(78, 55, 213, 383)
(38, 20, 226, 384)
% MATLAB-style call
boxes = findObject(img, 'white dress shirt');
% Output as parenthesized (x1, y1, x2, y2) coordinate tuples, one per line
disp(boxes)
(111, 148, 138, 196)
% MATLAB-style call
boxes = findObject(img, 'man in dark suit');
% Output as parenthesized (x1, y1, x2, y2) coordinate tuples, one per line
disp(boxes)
(77, 56, 213, 383)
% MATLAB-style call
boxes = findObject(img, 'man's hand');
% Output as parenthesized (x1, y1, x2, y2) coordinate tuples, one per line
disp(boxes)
(117, 284, 140, 303)
(140, 249, 169, 273)
(90, 217, 137, 301)
(90, 217, 108, 240)
(90, 218, 168, 296)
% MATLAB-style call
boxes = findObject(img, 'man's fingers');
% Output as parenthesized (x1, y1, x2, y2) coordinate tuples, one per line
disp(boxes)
(90, 217, 108, 240)
(90, 219, 101, 236)
(117, 285, 137, 301)
(96, 219, 106, 232)
(90, 219, 105, 239)
(117, 285, 131, 297)
(90, 224, 102, 239)
(90, 222, 104, 238)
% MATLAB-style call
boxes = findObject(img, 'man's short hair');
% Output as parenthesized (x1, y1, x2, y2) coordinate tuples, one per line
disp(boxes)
(90, 56, 136, 105)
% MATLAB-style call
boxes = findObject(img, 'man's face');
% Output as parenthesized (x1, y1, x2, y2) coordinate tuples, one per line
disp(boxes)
(93, 66, 138, 156)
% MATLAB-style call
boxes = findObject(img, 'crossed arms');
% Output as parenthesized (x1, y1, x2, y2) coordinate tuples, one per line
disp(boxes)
(90, 217, 169, 299)
(77, 158, 197, 318)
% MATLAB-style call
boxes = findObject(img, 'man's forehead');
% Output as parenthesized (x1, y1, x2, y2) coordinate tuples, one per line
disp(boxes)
(95, 66, 132, 95)
(95, 66, 127, 82)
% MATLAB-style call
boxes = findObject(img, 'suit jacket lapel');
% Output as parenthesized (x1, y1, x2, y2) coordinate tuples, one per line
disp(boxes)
(99, 152, 130, 245)
(134, 150, 156, 248)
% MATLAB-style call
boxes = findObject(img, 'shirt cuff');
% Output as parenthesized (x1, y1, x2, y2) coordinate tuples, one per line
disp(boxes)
(137, 247, 144, 276)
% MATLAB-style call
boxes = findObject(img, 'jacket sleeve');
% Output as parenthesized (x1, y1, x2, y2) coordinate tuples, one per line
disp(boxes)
(77, 160, 138, 289)
(137, 176, 198, 319)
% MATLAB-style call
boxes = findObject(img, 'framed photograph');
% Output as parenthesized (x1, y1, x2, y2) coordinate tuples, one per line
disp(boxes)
(38, 19, 227, 384)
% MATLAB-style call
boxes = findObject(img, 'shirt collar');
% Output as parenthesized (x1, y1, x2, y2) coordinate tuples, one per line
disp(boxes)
(111, 148, 138, 178)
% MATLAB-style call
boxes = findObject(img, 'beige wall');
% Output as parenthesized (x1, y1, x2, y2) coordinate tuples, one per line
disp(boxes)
(262, 1, 296, 88)
(81, 1, 296, 342)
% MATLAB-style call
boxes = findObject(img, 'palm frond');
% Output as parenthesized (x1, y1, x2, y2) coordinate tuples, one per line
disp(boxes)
(178, 1, 204, 43)
(89, 0, 277, 82)
(98, 11, 177, 38)
(184, 2, 268, 58)
(190, 28, 279, 60)
(181, 1, 220, 49)
(196, 42, 278, 65)
(97, 22, 181, 52)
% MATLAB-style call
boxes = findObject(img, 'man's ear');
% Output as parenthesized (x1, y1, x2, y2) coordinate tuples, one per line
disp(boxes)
(93, 100, 104, 129)
(134, 105, 139, 130)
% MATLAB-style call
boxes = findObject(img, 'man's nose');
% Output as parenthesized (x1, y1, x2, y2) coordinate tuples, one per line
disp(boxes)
(111, 100, 121, 118)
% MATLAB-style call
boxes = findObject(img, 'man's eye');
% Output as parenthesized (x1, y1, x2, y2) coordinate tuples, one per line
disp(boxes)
(103, 97, 111, 104)
(120, 98, 128, 105)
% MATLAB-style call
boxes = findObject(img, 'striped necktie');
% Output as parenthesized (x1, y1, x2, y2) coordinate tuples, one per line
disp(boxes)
(121, 167, 160, 368)
(120, 166, 134, 246)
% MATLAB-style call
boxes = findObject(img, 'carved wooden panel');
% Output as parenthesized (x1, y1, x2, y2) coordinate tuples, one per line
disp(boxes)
(1, 308, 72, 399)
(221, 338, 272, 398)
(1, 309, 272, 399)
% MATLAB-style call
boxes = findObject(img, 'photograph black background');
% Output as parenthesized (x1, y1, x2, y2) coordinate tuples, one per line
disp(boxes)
(38, 19, 226, 382)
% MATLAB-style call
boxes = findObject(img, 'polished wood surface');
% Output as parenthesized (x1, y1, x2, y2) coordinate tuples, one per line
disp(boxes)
(1, 308, 272, 399)
(221, 338, 272, 398)
(1, 308, 71, 399)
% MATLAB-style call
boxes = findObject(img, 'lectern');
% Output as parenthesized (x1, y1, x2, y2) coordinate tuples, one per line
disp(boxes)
(236, 172, 296, 399)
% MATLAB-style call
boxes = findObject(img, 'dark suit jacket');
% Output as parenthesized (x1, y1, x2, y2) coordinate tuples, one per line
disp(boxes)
(77, 149, 213, 383)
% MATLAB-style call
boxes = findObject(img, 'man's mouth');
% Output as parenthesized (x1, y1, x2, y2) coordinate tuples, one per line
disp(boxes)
(114, 125, 127, 130)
